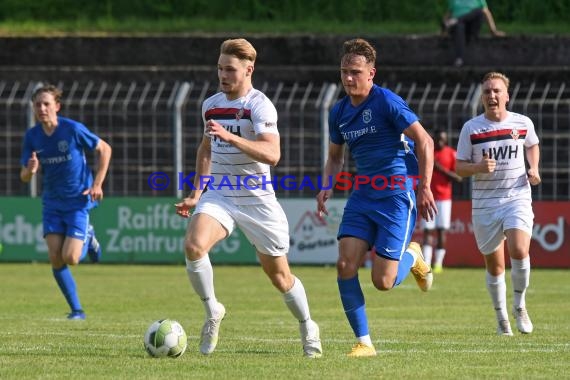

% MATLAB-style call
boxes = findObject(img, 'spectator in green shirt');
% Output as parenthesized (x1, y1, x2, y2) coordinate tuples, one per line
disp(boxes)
(442, 0, 505, 67)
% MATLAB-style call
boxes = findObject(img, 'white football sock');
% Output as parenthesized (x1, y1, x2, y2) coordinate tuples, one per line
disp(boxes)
(186, 256, 219, 318)
(510, 257, 531, 309)
(283, 276, 311, 322)
(434, 248, 446, 266)
(423, 244, 433, 266)
(486, 271, 508, 321)
(357, 335, 373, 346)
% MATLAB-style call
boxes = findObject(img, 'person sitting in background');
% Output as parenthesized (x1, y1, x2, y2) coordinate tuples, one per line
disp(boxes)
(442, 0, 505, 67)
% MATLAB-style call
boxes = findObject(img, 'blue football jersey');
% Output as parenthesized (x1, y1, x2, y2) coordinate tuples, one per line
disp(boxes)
(21, 116, 100, 210)
(329, 84, 419, 198)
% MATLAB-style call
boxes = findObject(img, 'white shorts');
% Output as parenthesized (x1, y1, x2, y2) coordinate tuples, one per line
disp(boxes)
(194, 191, 290, 256)
(421, 199, 452, 230)
(472, 200, 534, 255)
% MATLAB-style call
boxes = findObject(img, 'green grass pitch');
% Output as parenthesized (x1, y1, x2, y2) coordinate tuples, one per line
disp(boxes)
(0, 263, 568, 379)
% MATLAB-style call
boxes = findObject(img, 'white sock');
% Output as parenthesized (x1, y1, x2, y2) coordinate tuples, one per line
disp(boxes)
(185, 256, 219, 318)
(423, 245, 433, 266)
(283, 276, 311, 323)
(510, 257, 531, 310)
(434, 248, 446, 266)
(357, 335, 373, 346)
(486, 271, 508, 321)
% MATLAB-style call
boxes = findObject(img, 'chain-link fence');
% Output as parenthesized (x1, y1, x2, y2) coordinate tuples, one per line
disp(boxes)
(1, 80, 569, 200)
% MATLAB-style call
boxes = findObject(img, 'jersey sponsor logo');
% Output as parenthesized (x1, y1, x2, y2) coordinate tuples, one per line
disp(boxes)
(362, 108, 372, 123)
(58, 140, 69, 153)
(482, 145, 519, 160)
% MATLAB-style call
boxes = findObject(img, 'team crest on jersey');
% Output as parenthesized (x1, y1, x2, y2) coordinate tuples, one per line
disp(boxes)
(510, 127, 520, 140)
(362, 109, 372, 123)
(58, 140, 69, 153)
(235, 108, 245, 121)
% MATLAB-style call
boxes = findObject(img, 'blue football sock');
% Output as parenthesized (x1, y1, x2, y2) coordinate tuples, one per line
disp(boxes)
(52, 265, 83, 312)
(338, 275, 368, 338)
(393, 250, 415, 287)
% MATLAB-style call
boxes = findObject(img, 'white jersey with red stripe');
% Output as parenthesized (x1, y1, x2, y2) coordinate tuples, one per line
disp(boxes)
(201, 88, 279, 205)
(456, 111, 539, 215)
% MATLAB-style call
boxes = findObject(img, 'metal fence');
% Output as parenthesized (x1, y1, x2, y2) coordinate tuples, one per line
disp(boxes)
(1, 80, 569, 200)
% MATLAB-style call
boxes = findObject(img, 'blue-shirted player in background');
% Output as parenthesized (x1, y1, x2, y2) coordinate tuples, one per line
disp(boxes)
(316, 39, 437, 357)
(20, 84, 112, 320)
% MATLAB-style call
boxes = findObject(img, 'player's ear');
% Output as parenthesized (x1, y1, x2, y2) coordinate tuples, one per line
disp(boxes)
(246, 64, 254, 76)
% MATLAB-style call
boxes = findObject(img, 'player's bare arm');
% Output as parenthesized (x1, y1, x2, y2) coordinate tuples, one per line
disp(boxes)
(84, 139, 112, 201)
(526, 144, 541, 185)
(206, 119, 280, 166)
(316, 142, 344, 217)
(20, 151, 39, 182)
(404, 121, 437, 221)
(456, 153, 496, 177)
(175, 135, 212, 218)
(434, 161, 463, 182)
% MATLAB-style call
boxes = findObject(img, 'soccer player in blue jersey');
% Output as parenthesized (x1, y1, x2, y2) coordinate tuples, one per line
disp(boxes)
(20, 84, 112, 320)
(316, 38, 437, 357)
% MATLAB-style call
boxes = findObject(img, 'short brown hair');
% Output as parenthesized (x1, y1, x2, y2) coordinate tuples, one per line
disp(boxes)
(220, 38, 257, 63)
(482, 72, 510, 90)
(342, 38, 376, 65)
(32, 84, 62, 103)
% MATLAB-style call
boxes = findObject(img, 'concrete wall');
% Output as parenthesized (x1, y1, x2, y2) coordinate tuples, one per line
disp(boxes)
(1, 34, 569, 83)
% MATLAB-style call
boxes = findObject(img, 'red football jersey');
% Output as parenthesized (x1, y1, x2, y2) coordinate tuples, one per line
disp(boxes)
(431, 146, 456, 200)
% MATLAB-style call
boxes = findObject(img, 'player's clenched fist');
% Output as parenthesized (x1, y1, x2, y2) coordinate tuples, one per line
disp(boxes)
(27, 151, 39, 174)
(480, 152, 496, 173)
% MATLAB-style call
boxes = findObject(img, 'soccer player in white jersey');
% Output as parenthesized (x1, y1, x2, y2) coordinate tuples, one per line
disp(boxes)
(175, 38, 322, 358)
(456, 72, 540, 336)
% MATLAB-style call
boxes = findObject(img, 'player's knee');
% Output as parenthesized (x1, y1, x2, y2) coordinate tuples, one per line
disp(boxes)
(184, 239, 207, 260)
(336, 258, 359, 277)
(65, 255, 81, 266)
(372, 277, 394, 291)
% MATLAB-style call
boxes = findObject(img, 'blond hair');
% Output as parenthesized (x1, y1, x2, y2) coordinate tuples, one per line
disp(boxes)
(32, 84, 62, 103)
(482, 72, 510, 91)
(220, 38, 257, 63)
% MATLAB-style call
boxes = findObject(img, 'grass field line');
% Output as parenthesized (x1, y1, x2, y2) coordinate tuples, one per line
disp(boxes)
(7, 330, 569, 351)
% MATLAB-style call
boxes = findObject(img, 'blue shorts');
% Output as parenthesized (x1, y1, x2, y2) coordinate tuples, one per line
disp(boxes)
(43, 207, 91, 243)
(338, 190, 417, 261)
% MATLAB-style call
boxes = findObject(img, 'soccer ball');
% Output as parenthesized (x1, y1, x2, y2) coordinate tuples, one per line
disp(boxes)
(144, 319, 188, 358)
